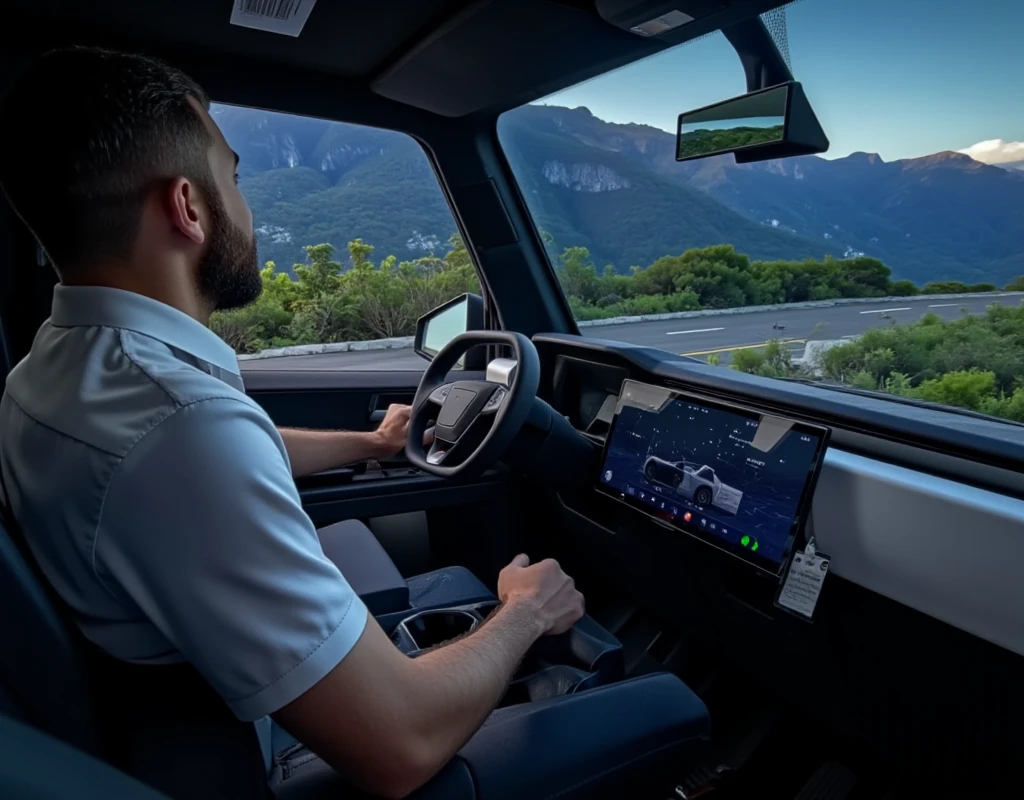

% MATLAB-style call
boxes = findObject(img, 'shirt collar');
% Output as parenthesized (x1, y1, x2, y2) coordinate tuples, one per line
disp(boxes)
(49, 285, 241, 377)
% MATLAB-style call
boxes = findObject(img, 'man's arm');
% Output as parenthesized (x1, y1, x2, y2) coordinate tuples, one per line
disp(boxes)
(279, 404, 411, 477)
(274, 555, 584, 799)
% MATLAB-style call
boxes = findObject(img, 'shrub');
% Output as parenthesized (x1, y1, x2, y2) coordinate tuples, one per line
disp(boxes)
(888, 279, 918, 296)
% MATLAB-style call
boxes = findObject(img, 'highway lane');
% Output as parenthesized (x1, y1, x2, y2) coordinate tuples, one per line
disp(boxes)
(240, 294, 1023, 372)
(586, 294, 1023, 364)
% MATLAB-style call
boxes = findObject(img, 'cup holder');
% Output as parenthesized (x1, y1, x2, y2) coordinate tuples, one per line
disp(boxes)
(387, 603, 623, 708)
(392, 609, 481, 654)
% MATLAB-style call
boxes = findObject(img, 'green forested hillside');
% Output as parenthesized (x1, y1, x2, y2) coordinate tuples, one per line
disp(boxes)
(215, 102, 1023, 286)
(498, 114, 836, 270)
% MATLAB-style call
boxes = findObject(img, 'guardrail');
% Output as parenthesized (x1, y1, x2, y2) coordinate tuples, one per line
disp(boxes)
(237, 291, 1022, 361)
(575, 291, 1024, 328)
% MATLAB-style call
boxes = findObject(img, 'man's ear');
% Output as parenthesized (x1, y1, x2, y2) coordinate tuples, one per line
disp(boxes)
(167, 177, 207, 246)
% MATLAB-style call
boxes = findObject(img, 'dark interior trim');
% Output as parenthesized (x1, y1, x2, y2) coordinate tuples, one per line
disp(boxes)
(300, 469, 507, 525)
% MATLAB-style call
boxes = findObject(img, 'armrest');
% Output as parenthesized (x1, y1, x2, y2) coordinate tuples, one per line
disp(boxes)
(273, 673, 709, 800)
(316, 520, 409, 616)
(441, 672, 709, 800)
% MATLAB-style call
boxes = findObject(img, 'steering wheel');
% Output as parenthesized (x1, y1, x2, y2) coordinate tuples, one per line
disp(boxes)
(405, 331, 540, 479)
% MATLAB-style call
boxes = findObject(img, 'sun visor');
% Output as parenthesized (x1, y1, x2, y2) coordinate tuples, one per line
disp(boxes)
(372, 0, 661, 117)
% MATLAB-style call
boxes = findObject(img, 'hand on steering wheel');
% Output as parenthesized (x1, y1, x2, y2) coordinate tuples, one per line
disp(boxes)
(405, 331, 540, 479)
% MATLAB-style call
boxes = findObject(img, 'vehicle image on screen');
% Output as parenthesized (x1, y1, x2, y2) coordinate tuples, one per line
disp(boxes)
(642, 457, 743, 514)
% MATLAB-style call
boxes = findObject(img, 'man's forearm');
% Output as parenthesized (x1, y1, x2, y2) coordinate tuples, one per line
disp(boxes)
(401, 600, 543, 764)
(273, 556, 581, 798)
(278, 427, 389, 477)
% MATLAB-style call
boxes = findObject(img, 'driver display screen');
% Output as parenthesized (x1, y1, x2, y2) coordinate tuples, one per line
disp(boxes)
(597, 380, 829, 574)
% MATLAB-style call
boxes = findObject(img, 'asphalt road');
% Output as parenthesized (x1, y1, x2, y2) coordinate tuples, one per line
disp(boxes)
(239, 294, 1024, 372)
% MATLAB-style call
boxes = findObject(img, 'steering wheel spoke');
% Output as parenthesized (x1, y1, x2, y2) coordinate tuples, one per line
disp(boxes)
(478, 386, 507, 416)
(426, 382, 455, 406)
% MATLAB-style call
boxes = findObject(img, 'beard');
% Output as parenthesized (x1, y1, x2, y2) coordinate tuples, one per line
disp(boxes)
(196, 187, 261, 312)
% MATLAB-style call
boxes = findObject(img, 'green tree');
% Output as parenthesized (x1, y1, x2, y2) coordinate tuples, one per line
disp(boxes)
(558, 247, 601, 305)
(888, 279, 918, 296)
(293, 244, 343, 299)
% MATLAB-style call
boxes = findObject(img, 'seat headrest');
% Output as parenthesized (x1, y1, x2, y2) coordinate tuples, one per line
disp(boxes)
(0, 510, 98, 753)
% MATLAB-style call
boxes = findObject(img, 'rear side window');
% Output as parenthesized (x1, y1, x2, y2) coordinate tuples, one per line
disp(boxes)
(212, 105, 478, 369)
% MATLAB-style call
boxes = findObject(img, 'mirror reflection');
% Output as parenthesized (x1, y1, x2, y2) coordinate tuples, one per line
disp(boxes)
(677, 85, 787, 160)
(422, 297, 468, 356)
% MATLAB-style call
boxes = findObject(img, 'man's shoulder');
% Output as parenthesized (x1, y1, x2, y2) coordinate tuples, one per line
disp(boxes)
(4, 322, 258, 459)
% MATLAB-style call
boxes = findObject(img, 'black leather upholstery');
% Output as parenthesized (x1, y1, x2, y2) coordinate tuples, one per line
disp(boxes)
(0, 713, 169, 800)
(271, 672, 710, 799)
(317, 520, 410, 615)
(0, 496, 98, 755)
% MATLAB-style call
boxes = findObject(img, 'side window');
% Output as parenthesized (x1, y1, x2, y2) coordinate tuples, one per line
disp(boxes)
(210, 105, 478, 369)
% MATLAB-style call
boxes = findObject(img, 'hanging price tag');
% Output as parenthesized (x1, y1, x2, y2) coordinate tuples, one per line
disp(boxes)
(776, 538, 830, 620)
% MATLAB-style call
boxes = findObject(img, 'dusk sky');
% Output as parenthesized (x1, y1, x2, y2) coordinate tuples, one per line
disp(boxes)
(539, 0, 1024, 163)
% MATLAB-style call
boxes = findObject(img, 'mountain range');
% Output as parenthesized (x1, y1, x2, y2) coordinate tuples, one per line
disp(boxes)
(214, 103, 1024, 286)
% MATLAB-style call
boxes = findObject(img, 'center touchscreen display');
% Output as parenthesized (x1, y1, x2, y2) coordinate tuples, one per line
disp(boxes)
(597, 380, 829, 574)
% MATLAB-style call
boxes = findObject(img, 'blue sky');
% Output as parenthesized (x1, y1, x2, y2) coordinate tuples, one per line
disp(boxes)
(540, 0, 1024, 163)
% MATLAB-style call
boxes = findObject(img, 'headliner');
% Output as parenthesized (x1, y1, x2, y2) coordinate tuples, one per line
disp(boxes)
(2, 0, 789, 121)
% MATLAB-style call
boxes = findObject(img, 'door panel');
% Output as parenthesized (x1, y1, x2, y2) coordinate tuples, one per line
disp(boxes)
(243, 368, 423, 431)
(242, 365, 508, 577)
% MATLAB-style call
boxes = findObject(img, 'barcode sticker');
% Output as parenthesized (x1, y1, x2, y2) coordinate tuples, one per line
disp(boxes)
(230, 0, 316, 37)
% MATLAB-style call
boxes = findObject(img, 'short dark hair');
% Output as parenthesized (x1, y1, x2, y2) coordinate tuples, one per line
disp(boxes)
(0, 47, 213, 272)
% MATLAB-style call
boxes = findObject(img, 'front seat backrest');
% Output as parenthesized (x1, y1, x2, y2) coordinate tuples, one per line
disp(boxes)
(0, 495, 98, 754)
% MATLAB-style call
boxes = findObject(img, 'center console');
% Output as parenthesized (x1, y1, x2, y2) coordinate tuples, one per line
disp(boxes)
(385, 601, 626, 706)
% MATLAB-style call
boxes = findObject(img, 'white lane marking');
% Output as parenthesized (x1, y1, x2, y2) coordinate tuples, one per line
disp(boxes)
(860, 307, 911, 314)
(927, 303, 959, 308)
(665, 327, 726, 335)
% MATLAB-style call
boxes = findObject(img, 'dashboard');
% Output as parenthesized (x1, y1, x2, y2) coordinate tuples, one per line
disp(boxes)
(532, 332, 1024, 660)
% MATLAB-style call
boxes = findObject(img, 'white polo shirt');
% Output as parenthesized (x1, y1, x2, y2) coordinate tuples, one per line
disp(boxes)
(0, 285, 367, 722)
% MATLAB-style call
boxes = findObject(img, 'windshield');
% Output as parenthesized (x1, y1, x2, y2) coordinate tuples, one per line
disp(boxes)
(497, 0, 1024, 425)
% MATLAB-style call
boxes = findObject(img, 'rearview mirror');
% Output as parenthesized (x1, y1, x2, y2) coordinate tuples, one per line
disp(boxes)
(676, 82, 828, 164)
(414, 293, 486, 366)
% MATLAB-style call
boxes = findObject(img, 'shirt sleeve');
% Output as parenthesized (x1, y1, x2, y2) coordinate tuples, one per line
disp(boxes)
(95, 396, 368, 721)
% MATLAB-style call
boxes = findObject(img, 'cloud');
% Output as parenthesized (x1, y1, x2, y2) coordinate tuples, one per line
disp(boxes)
(958, 139, 1024, 165)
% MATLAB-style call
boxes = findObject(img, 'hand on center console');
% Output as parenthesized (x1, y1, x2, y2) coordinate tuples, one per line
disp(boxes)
(497, 554, 585, 636)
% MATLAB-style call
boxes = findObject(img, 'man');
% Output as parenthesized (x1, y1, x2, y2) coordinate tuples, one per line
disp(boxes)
(0, 48, 584, 798)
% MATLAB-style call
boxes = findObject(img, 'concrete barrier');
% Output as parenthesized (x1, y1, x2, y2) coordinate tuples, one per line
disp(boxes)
(236, 291, 1021, 361)
(575, 291, 1023, 328)
(237, 336, 414, 361)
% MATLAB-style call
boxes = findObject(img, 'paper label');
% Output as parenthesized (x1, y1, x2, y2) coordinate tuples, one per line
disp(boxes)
(230, 0, 316, 38)
(777, 548, 830, 619)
